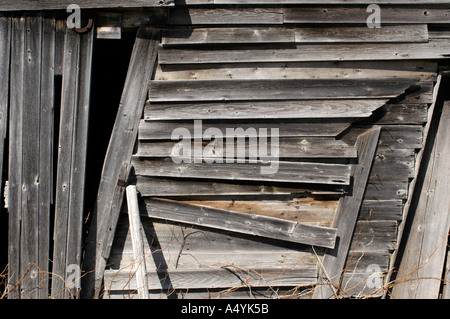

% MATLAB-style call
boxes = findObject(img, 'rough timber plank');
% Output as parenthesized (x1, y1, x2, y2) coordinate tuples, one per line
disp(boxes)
(392, 101, 450, 299)
(137, 137, 357, 159)
(82, 29, 160, 299)
(140, 198, 338, 248)
(139, 120, 351, 139)
(155, 61, 438, 81)
(132, 158, 351, 185)
(0, 0, 174, 10)
(38, 15, 55, 300)
(284, 7, 450, 24)
(169, 8, 283, 25)
(8, 16, 25, 299)
(136, 176, 345, 197)
(148, 79, 417, 102)
(144, 100, 388, 120)
(313, 126, 381, 299)
(19, 16, 42, 299)
(0, 16, 10, 202)
(157, 40, 450, 64)
(359, 200, 403, 221)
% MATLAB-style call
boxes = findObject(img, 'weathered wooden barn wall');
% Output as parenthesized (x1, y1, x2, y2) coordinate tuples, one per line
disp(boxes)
(1, 1, 450, 299)
(95, 3, 450, 299)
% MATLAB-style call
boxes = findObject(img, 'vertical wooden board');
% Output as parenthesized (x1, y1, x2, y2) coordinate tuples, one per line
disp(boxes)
(19, 15, 42, 299)
(64, 28, 94, 299)
(52, 27, 80, 299)
(392, 102, 450, 299)
(37, 14, 55, 299)
(81, 28, 160, 299)
(7, 16, 23, 299)
(313, 127, 381, 299)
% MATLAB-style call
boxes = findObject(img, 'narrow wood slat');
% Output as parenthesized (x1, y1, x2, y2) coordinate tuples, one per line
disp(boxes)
(162, 25, 428, 45)
(0, 0, 173, 11)
(149, 79, 417, 102)
(0, 16, 10, 198)
(20, 15, 42, 299)
(137, 137, 357, 159)
(162, 27, 295, 46)
(169, 8, 284, 25)
(313, 126, 381, 299)
(158, 40, 450, 64)
(139, 120, 352, 139)
(155, 61, 438, 81)
(82, 28, 160, 299)
(7, 16, 24, 299)
(132, 157, 351, 185)
(104, 266, 317, 290)
(359, 200, 403, 221)
(144, 100, 388, 120)
(136, 176, 345, 197)
(141, 198, 338, 248)
(284, 7, 450, 24)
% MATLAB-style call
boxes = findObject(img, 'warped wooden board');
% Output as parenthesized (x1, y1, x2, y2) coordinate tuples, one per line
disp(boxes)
(362, 103, 428, 125)
(313, 126, 381, 299)
(132, 157, 351, 185)
(169, 8, 284, 25)
(155, 60, 438, 81)
(136, 176, 345, 197)
(161, 25, 427, 45)
(392, 101, 450, 299)
(158, 40, 450, 64)
(144, 100, 388, 120)
(139, 119, 352, 139)
(104, 266, 317, 290)
(162, 27, 295, 46)
(0, 0, 173, 10)
(137, 137, 357, 159)
(284, 7, 450, 24)
(148, 79, 416, 102)
(183, 198, 338, 226)
(140, 198, 338, 248)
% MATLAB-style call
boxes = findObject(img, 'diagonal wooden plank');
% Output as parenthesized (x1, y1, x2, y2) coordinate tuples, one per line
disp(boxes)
(140, 198, 338, 248)
(81, 28, 160, 299)
(313, 126, 381, 299)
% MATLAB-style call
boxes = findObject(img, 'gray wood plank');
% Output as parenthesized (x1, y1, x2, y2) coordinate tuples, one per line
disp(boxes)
(139, 120, 352, 139)
(0, 16, 10, 201)
(64, 27, 94, 299)
(149, 79, 417, 102)
(0, 0, 173, 10)
(137, 137, 357, 159)
(38, 14, 56, 300)
(359, 200, 403, 221)
(158, 40, 450, 64)
(7, 16, 24, 299)
(20, 15, 42, 299)
(392, 101, 450, 299)
(284, 7, 450, 24)
(169, 8, 283, 25)
(144, 100, 388, 120)
(132, 157, 351, 185)
(136, 176, 345, 197)
(81, 28, 160, 299)
(52, 26, 80, 299)
(140, 198, 338, 248)
(362, 103, 428, 125)
(313, 126, 381, 299)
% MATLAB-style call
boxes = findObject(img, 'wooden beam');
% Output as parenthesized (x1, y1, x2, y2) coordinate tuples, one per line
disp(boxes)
(140, 198, 338, 248)
(0, 0, 174, 11)
(313, 126, 381, 299)
(144, 100, 388, 120)
(158, 40, 450, 64)
(125, 185, 150, 299)
(132, 157, 352, 186)
(81, 28, 160, 299)
(392, 101, 450, 299)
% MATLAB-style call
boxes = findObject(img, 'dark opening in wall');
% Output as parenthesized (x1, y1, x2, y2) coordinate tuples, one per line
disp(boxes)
(82, 31, 136, 247)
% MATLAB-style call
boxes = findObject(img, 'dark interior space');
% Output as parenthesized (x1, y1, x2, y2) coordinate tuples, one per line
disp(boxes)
(82, 31, 136, 246)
